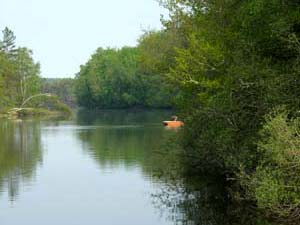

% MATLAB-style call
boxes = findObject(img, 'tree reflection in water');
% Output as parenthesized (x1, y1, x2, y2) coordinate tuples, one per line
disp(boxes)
(0, 120, 43, 201)
(151, 142, 278, 225)
(75, 110, 276, 225)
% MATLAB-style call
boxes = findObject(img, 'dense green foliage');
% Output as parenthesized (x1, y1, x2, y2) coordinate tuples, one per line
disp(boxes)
(75, 40, 176, 108)
(242, 110, 300, 218)
(0, 27, 71, 116)
(75, 47, 140, 108)
(0, 27, 41, 109)
(150, 0, 300, 221)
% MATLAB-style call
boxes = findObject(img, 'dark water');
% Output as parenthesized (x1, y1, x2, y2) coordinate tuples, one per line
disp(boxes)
(0, 110, 272, 225)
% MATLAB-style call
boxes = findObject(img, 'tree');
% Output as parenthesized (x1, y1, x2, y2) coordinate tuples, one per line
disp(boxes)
(14, 47, 41, 106)
(137, 30, 182, 107)
(0, 51, 16, 108)
(75, 46, 172, 109)
(0, 27, 17, 58)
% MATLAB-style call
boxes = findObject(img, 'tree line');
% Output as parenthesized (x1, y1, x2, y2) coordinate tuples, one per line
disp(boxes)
(74, 33, 179, 109)
(75, 0, 300, 222)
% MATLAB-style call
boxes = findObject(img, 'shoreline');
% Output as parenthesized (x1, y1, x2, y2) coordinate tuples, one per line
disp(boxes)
(0, 107, 72, 120)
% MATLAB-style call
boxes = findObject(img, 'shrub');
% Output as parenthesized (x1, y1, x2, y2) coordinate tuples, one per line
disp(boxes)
(243, 109, 300, 219)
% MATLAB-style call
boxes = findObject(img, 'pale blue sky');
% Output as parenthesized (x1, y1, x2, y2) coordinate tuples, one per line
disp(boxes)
(0, 0, 167, 78)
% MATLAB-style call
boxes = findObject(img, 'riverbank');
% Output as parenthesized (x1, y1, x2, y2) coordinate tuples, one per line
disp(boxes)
(0, 107, 72, 119)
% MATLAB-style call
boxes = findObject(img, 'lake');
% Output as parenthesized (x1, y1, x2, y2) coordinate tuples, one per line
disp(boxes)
(0, 110, 180, 225)
(0, 110, 272, 225)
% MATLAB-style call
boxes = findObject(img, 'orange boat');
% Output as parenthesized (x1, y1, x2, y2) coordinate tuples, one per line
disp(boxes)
(163, 120, 184, 128)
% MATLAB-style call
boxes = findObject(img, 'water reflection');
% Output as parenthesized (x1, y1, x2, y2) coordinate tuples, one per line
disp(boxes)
(155, 178, 278, 225)
(76, 110, 172, 171)
(76, 109, 172, 126)
(0, 111, 277, 225)
(75, 110, 276, 225)
(149, 143, 276, 225)
(0, 120, 43, 201)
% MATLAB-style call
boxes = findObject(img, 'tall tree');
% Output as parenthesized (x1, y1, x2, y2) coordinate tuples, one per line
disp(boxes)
(0, 51, 16, 107)
(14, 47, 41, 106)
(0, 27, 17, 58)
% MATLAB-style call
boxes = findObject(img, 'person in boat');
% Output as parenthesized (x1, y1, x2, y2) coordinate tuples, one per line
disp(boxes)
(163, 115, 184, 127)
(171, 115, 178, 121)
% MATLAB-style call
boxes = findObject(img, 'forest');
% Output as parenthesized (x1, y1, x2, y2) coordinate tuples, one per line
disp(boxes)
(74, 43, 175, 109)
(1, 0, 300, 222)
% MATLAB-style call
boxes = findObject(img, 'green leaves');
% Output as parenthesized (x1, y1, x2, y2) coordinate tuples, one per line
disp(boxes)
(158, 0, 300, 220)
(14, 47, 41, 106)
(0, 28, 41, 109)
(243, 111, 300, 217)
(75, 35, 177, 109)
(0, 27, 17, 58)
(75, 47, 142, 108)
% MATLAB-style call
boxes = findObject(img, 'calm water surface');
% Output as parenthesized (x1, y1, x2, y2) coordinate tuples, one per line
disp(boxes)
(0, 110, 180, 225)
(0, 110, 273, 225)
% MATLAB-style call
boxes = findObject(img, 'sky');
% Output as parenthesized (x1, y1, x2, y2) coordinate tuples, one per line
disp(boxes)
(0, 0, 168, 78)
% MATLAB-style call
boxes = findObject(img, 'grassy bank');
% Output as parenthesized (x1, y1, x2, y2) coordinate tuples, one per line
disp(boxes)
(1, 107, 72, 119)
